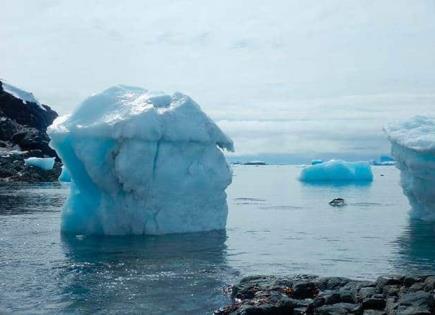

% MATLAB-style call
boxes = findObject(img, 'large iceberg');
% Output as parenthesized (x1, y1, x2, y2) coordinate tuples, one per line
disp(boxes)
(48, 85, 234, 235)
(385, 116, 435, 220)
(299, 159, 373, 183)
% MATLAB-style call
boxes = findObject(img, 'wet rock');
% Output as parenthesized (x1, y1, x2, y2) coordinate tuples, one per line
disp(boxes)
(424, 276, 435, 291)
(408, 282, 426, 292)
(362, 297, 386, 310)
(316, 303, 361, 314)
(359, 287, 377, 300)
(293, 281, 318, 299)
(376, 276, 404, 287)
(403, 277, 422, 288)
(218, 274, 435, 315)
(362, 311, 385, 315)
(382, 285, 401, 297)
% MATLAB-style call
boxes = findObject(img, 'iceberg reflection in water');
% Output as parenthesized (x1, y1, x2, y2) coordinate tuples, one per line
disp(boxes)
(394, 219, 435, 275)
(59, 231, 233, 314)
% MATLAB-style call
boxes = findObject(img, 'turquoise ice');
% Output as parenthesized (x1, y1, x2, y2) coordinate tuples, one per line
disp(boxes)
(48, 85, 233, 235)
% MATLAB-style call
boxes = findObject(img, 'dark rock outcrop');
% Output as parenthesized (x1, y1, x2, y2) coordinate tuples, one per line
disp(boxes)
(0, 80, 57, 156)
(0, 80, 61, 182)
(215, 275, 435, 315)
(0, 151, 61, 182)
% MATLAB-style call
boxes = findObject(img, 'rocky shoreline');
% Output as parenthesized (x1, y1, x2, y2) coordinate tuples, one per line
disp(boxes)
(215, 275, 435, 314)
(0, 80, 61, 182)
(0, 151, 61, 182)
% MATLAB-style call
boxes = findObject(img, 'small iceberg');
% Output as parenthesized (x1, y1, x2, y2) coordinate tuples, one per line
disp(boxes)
(299, 159, 373, 183)
(385, 116, 435, 220)
(48, 85, 233, 235)
(371, 155, 395, 166)
(24, 157, 55, 170)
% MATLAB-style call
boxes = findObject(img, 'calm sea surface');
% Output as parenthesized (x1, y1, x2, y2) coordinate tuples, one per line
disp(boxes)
(1, 165, 435, 314)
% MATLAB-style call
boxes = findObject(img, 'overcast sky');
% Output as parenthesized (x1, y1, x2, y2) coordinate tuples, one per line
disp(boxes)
(1, 0, 434, 161)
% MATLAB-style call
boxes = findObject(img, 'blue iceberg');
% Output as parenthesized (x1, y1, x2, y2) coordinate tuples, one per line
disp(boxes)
(299, 159, 373, 183)
(385, 116, 435, 220)
(24, 157, 55, 170)
(48, 85, 234, 235)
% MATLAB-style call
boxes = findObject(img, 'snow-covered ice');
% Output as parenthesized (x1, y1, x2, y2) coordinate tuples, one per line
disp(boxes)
(58, 165, 72, 182)
(385, 116, 435, 220)
(299, 160, 373, 183)
(48, 85, 233, 235)
(1, 82, 46, 111)
(24, 157, 55, 170)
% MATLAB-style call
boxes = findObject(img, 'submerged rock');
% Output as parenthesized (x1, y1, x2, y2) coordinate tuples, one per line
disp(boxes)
(216, 274, 435, 315)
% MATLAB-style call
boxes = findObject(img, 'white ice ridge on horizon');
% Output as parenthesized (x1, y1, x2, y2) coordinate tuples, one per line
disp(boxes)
(1, 81, 46, 111)
(48, 85, 234, 235)
(299, 159, 373, 183)
(385, 116, 435, 220)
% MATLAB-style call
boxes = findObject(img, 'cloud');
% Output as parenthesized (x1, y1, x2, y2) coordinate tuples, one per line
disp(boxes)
(1, 0, 435, 158)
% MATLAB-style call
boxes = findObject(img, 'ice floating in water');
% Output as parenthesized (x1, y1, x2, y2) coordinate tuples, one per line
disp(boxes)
(48, 85, 234, 235)
(299, 159, 373, 183)
(24, 157, 55, 170)
(385, 116, 435, 220)
(311, 159, 324, 165)
(58, 165, 72, 182)
(371, 155, 395, 166)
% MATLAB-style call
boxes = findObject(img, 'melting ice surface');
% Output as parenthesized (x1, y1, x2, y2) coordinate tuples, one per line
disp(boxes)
(48, 85, 233, 235)
(299, 159, 373, 183)
(385, 116, 435, 220)
(24, 157, 55, 170)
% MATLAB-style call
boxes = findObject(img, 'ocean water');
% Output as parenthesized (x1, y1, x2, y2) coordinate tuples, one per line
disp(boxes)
(1, 165, 435, 314)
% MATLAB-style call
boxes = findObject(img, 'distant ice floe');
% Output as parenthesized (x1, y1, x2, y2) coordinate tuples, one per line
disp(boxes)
(385, 116, 435, 220)
(48, 85, 233, 235)
(299, 159, 373, 183)
(311, 159, 324, 165)
(370, 155, 395, 166)
(24, 157, 55, 170)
